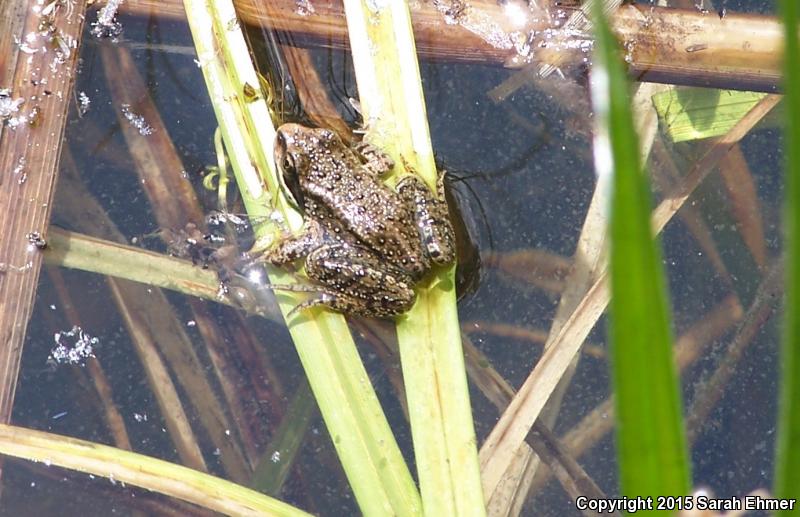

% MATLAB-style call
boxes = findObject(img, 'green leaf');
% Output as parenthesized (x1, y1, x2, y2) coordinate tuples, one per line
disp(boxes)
(652, 87, 770, 142)
(774, 1, 800, 512)
(592, 1, 691, 507)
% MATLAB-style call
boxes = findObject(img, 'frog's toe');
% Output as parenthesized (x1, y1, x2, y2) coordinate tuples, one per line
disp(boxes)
(286, 296, 330, 318)
(354, 141, 395, 176)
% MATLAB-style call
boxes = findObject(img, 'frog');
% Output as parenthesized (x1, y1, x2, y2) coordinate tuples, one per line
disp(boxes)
(260, 123, 456, 318)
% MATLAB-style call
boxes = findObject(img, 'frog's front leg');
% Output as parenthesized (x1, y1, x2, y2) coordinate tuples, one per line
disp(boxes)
(397, 173, 456, 266)
(302, 243, 417, 318)
(260, 219, 326, 266)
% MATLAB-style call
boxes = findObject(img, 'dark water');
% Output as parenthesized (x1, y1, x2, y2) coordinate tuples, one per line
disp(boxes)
(4, 0, 782, 515)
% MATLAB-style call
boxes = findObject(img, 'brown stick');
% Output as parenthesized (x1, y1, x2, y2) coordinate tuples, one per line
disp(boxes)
(0, 0, 88, 435)
(616, 5, 782, 93)
(120, 0, 787, 92)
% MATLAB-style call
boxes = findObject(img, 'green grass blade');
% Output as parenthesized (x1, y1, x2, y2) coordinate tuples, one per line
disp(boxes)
(592, 2, 691, 505)
(251, 381, 316, 495)
(775, 0, 800, 510)
(182, 1, 421, 514)
(44, 228, 226, 305)
(0, 424, 310, 517)
(342, 2, 485, 514)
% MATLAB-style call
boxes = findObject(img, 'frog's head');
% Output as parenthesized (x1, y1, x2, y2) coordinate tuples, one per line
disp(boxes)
(274, 123, 339, 211)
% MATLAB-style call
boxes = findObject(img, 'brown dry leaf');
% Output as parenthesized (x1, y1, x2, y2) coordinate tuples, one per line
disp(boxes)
(719, 144, 767, 269)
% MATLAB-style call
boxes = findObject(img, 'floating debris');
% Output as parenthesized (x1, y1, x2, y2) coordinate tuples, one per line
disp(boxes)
(226, 17, 240, 31)
(120, 103, 154, 135)
(91, 0, 124, 40)
(0, 89, 25, 126)
(52, 33, 76, 67)
(78, 91, 91, 115)
(206, 210, 252, 234)
(48, 326, 98, 367)
(14, 29, 40, 55)
(295, 0, 316, 16)
(0, 261, 33, 274)
(13, 156, 27, 185)
(365, 0, 389, 13)
(433, 0, 467, 24)
(26, 231, 47, 250)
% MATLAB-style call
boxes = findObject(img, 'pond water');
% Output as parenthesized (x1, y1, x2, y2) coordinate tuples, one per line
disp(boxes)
(2, 0, 784, 515)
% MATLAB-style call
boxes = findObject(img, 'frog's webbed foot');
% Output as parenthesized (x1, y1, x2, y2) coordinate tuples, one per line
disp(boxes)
(397, 174, 457, 266)
(353, 141, 395, 177)
(260, 220, 325, 266)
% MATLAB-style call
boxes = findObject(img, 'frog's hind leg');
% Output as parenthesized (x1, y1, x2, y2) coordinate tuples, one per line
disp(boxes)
(266, 282, 413, 319)
(396, 174, 456, 266)
(286, 293, 396, 319)
(258, 282, 367, 318)
(258, 283, 343, 317)
(303, 244, 417, 318)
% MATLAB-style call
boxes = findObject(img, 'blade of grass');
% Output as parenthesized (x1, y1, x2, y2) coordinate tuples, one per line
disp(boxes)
(592, 0, 690, 504)
(44, 228, 230, 309)
(0, 424, 309, 517)
(342, 1, 485, 515)
(182, 0, 421, 514)
(251, 380, 316, 496)
(774, 0, 800, 509)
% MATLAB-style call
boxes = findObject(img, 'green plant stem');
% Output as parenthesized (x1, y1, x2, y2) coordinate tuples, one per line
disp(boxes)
(182, 0, 421, 514)
(251, 380, 316, 495)
(342, 1, 484, 515)
(43, 228, 225, 306)
(0, 424, 309, 517)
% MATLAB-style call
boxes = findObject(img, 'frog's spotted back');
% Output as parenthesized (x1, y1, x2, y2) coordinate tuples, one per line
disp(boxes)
(264, 123, 456, 318)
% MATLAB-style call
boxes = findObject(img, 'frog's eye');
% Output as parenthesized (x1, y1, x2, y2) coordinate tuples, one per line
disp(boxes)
(282, 154, 296, 173)
(279, 152, 306, 208)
